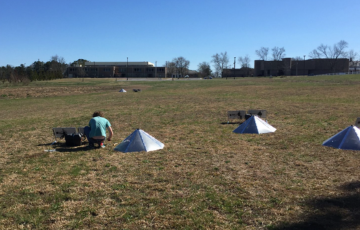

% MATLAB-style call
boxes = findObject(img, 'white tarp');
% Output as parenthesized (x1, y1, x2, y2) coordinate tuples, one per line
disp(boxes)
(233, 116, 276, 134)
(322, 125, 360, 150)
(114, 129, 164, 152)
(119, 89, 127, 92)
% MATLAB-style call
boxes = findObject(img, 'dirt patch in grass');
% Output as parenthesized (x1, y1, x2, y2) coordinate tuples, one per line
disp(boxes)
(0, 84, 150, 99)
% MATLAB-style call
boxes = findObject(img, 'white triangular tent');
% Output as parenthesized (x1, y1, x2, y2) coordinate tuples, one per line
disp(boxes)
(114, 129, 164, 152)
(322, 125, 360, 150)
(233, 116, 276, 134)
(119, 89, 127, 92)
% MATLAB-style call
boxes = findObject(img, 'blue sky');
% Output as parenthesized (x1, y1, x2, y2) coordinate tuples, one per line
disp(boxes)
(0, 0, 359, 70)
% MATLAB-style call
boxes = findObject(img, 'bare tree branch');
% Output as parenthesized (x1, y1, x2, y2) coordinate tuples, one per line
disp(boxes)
(271, 47, 286, 61)
(172, 57, 190, 78)
(348, 49, 358, 62)
(308, 49, 321, 59)
(309, 40, 348, 59)
(211, 52, 229, 76)
(255, 47, 269, 60)
(238, 55, 251, 68)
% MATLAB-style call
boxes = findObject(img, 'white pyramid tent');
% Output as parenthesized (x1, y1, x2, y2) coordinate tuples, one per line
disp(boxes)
(119, 89, 127, 92)
(114, 129, 164, 152)
(322, 125, 360, 150)
(233, 116, 276, 134)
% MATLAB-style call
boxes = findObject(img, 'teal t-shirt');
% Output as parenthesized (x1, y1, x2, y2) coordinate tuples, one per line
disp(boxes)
(89, 116, 111, 138)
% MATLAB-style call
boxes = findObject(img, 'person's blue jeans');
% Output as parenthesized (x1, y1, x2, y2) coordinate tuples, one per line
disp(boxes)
(84, 126, 105, 147)
(84, 126, 93, 146)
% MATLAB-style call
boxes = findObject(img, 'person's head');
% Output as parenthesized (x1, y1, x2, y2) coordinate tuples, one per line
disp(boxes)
(92, 111, 104, 117)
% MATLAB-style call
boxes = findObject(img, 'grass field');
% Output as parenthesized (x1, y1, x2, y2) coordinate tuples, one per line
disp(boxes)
(0, 75, 360, 229)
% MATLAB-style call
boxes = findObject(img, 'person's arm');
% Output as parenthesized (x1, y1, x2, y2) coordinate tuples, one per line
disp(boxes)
(107, 126, 113, 141)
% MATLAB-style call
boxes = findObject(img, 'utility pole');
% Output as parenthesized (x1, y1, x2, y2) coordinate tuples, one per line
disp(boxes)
(303, 55, 306, 75)
(234, 57, 236, 79)
(127, 57, 128, 80)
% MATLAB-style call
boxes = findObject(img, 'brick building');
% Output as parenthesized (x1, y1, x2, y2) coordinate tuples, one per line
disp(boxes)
(66, 62, 167, 78)
(222, 67, 254, 78)
(254, 58, 349, 76)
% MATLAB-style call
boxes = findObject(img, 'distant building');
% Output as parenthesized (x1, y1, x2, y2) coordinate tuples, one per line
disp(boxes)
(186, 70, 199, 78)
(66, 62, 167, 78)
(222, 67, 254, 78)
(349, 61, 360, 74)
(254, 58, 349, 76)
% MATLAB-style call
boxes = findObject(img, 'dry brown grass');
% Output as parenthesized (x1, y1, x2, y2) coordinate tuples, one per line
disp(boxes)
(0, 76, 360, 229)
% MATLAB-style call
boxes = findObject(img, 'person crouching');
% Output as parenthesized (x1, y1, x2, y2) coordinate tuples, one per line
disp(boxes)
(84, 111, 113, 148)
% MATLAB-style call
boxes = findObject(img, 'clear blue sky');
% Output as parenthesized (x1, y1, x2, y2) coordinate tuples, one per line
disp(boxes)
(1, 0, 359, 71)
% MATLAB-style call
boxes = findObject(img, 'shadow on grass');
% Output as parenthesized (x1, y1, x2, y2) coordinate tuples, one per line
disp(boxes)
(271, 181, 360, 230)
(220, 121, 244, 125)
(39, 142, 91, 152)
(54, 146, 90, 152)
(37, 142, 57, 146)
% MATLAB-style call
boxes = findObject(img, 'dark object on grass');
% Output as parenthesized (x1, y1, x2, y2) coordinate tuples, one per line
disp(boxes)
(228, 110, 246, 121)
(133, 89, 141, 92)
(248, 109, 267, 118)
(65, 133, 82, 146)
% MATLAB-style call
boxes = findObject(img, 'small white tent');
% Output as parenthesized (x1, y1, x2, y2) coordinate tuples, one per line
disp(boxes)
(114, 129, 164, 152)
(322, 125, 360, 150)
(119, 89, 127, 92)
(233, 116, 276, 134)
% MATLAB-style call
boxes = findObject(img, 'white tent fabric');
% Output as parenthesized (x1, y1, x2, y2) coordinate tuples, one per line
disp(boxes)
(233, 116, 276, 134)
(322, 125, 360, 150)
(114, 129, 164, 152)
(119, 89, 127, 92)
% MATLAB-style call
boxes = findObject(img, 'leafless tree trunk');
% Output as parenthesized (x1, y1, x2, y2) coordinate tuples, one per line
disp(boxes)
(165, 61, 176, 78)
(173, 57, 190, 78)
(255, 47, 269, 60)
(271, 47, 286, 61)
(238, 55, 251, 68)
(211, 52, 229, 77)
(78, 67, 86, 78)
(349, 50, 359, 73)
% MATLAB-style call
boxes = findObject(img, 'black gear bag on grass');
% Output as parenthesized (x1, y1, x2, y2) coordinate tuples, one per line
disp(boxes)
(65, 133, 82, 146)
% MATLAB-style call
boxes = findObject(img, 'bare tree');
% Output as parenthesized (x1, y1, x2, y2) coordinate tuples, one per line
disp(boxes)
(238, 55, 251, 68)
(271, 47, 286, 61)
(78, 67, 86, 78)
(50, 55, 68, 74)
(308, 49, 321, 59)
(308, 40, 349, 73)
(165, 61, 176, 78)
(309, 40, 348, 59)
(211, 52, 229, 77)
(172, 57, 190, 78)
(348, 49, 358, 62)
(349, 49, 359, 73)
(255, 47, 269, 60)
(197, 62, 212, 78)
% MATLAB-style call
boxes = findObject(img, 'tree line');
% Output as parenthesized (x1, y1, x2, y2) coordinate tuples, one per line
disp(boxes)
(0, 56, 88, 84)
(203, 40, 358, 77)
(1, 40, 358, 82)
